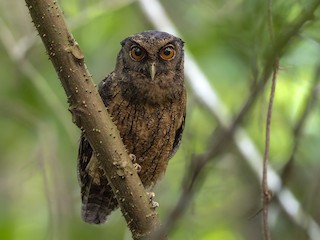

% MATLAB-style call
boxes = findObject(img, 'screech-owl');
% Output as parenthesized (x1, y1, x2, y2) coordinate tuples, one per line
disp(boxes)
(77, 30, 186, 224)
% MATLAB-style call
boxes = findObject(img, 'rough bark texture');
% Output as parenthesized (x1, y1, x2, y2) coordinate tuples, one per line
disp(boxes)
(25, 0, 164, 239)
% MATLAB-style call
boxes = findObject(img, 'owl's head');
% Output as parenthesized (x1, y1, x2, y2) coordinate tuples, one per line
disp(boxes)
(115, 30, 184, 103)
(118, 30, 184, 80)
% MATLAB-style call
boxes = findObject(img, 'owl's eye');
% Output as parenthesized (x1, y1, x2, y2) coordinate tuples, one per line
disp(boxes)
(160, 46, 175, 60)
(130, 46, 146, 61)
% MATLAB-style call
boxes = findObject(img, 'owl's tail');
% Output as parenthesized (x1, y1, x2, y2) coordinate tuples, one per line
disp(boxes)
(78, 136, 119, 224)
(81, 178, 119, 224)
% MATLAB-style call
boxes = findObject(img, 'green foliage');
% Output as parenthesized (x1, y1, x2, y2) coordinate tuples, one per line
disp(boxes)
(1, 0, 320, 239)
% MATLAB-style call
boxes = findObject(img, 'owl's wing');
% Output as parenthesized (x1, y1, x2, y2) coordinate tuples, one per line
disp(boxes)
(77, 73, 119, 224)
(98, 72, 116, 104)
(170, 111, 186, 159)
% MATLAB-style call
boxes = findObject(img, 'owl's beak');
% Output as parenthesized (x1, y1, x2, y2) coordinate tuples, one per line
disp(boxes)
(149, 62, 156, 81)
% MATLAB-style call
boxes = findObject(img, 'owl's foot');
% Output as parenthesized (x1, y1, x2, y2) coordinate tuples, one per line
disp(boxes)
(147, 192, 159, 209)
(129, 154, 141, 173)
(133, 163, 141, 173)
(129, 153, 136, 162)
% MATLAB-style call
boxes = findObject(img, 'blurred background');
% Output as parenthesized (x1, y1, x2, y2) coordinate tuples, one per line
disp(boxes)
(1, 0, 320, 239)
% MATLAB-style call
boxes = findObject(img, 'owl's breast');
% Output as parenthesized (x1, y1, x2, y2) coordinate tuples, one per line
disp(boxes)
(116, 70, 184, 105)
(107, 93, 184, 187)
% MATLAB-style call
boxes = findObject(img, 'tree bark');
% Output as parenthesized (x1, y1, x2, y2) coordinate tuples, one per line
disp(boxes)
(25, 0, 164, 239)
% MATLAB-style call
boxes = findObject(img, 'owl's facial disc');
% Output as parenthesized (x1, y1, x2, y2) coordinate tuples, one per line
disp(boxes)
(126, 40, 179, 81)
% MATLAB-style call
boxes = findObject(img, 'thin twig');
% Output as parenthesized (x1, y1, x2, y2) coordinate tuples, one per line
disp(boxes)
(261, 0, 278, 239)
(262, 59, 278, 240)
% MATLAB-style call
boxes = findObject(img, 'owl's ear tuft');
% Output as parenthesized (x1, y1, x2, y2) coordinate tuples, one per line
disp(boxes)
(179, 39, 185, 47)
(120, 38, 128, 46)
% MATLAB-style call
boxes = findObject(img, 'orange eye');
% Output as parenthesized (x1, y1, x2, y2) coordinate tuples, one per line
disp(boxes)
(160, 46, 175, 60)
(130, 46, 145, 61)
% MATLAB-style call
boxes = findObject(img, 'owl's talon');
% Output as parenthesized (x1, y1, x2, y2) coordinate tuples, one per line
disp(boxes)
(130, 154, 141, 172)
(147, 191, 155, 200)
(150, 201, 159, 209)
(147, 192, 159, 209)
(129, 154, 136, 163)
(133, 163, 142, 173)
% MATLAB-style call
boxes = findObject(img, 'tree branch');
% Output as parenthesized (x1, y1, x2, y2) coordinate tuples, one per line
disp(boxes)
(261, 0, 278, 239)
(24, 0, 162, 239)
(261, 60, 278, 240)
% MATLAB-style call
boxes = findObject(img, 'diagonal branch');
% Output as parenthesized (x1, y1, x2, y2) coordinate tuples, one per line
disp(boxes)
(24, 0, 162, 239)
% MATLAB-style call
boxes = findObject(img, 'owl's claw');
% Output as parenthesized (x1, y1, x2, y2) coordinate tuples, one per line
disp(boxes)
(129, 154, 141, 173)
(129, 154, 136, 163)
(147, 191, 155, 199)
(147, 192, 159, 209)
(133, 163, 142, 173)
(150, 201, 160, 209)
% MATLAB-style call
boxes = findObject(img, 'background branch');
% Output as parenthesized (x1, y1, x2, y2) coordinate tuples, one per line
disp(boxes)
(261, 60, 278, 240)
(261, 0, 278, 238)
(24, 0, 162, 239)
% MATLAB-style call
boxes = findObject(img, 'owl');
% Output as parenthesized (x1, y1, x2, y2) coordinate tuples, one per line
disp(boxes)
(77, 30, 186, 224)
